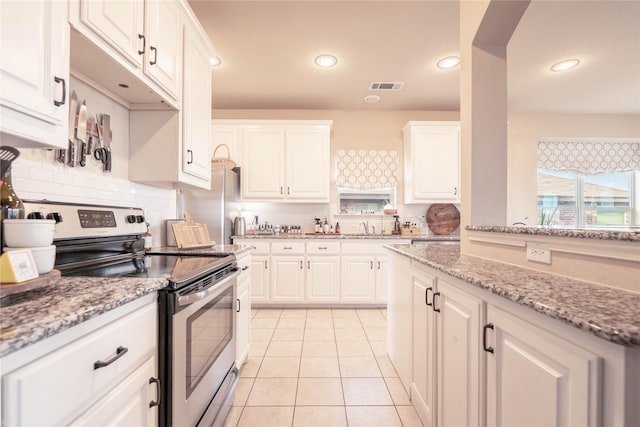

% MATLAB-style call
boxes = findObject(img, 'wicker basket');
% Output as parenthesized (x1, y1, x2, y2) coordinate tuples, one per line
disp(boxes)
(211, 144, 236, 170)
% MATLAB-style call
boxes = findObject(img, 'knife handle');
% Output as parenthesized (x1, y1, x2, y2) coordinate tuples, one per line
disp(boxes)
(79, 143, 87, 167)
(67, 140, 75, 167)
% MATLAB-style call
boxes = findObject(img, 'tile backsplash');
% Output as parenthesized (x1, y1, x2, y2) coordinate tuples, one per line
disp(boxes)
(9, 153, 176, 242)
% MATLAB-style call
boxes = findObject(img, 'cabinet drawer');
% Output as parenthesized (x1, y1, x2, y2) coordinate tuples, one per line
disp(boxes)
(341, 240, 390, 255)
(3, 303, 157, 426)
(244, 241, 270, 254)
(306, 241, 340, 255)
(271, 241, 305, 254)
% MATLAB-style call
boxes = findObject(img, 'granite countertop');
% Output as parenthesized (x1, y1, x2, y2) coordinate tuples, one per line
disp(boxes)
(233, 234, 459, 241)
(466, 224, 640, 242)
(0, 245, 252, 358)
(385, 243, 640, 347)
(0, 277, 167, 358)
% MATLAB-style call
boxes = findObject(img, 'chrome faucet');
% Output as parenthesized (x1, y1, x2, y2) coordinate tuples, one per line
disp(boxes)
(360, 221, 369, 235)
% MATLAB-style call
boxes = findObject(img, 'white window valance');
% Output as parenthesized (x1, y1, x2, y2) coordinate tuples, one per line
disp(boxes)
(336, 149, 399, 189)
(537, 138, 640, 175)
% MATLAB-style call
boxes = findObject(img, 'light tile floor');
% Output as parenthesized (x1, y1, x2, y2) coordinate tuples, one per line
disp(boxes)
(223, 308, 424, 427)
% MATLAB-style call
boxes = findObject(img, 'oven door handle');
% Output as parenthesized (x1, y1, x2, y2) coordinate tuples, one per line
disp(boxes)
(177, 270, 239, 307)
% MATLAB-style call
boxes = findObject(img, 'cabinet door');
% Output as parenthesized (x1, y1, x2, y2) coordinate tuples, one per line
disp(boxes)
(341, 256, 375, 303)
(386, 252, 412, 393)
(212, 125, 242, 168)
(306, 256, 340, 302)
(271, 255, 305, 302)
(250, 255, 270, 303)
(436, 279, 483, 427)
(0, 0, 68, 148)
(412, 270, 437, 427)
(285, 127, 330, 201)
(79, 0, 144, 67)
(236, 274, 251, 366)
(375, 255, 388, 303)
(182, 25, 212, 185)
(242, 128, 286, 199)
(144, 0, 182, 99)
(486, 305, 600, 427)
(405, 123, 460, 203)
(70, 357, 158, 427)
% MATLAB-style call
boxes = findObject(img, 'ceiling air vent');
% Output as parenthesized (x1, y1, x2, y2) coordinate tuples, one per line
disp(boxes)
(368, 82, 405, 91)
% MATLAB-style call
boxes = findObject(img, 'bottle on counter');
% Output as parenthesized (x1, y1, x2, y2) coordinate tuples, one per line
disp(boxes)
(335, 222, 341, 234)
(314, 218, 321, 233)
(392, 215, 401, 235)
(144, 222, 153, 250)
(0, 167, 25, 221)
(322, 218, 329, 233)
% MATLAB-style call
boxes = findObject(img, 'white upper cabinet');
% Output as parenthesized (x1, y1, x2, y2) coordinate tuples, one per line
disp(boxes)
(0, 0, 69, 148)
(78, 0, 144, 68)
(144, 0, 183, 99)
(128, 2, 215, 189)
(235, 121, 331, 202)
(404, 121, 460, 203)
(181, 22, 213, 184)
(243, 127, 286, 199)
(70, 0, 183, 106)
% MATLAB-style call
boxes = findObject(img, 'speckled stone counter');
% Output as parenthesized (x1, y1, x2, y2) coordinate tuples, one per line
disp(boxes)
(466, 224, 640, 241)
(233, 234, 459, 241)
(0, 277, 167, 357)
(385, 243, 640, 346)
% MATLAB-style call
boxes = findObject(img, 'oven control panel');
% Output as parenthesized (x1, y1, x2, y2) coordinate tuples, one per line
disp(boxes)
(22, 200, 148, 240)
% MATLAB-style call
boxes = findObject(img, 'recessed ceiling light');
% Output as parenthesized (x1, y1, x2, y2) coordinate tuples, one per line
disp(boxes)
(364, 95, 380, 103)
(437, 56, 460, 69)
(314, 54, 337, 68)
(210, 57, 221, 67)
(550, 59, 580, 72)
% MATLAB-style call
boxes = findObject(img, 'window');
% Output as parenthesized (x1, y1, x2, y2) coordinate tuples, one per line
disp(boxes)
(537, 170, 634, 226)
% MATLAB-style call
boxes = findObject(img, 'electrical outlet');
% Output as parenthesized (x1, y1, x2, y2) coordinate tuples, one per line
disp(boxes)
(526, 243, 552, 264)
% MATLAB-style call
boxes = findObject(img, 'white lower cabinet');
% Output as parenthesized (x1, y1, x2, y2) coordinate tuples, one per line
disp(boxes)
(70, 356, 158, 427)
(385, 250, 637, 427)
(341, 256, 376, 302)
(436, 278, 482, 427)
(2, 300, 158, 426)
(236, 252, 251, 367)
(271, 255, 305, 302)
(486, 305, 600, 427)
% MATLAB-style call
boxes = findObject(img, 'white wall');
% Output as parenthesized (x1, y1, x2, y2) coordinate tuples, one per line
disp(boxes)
(9, 77, 177, 242)
(507, 112, 640, 224)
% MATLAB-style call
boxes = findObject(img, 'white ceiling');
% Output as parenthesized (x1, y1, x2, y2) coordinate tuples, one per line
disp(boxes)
(188, 0, 640, 114)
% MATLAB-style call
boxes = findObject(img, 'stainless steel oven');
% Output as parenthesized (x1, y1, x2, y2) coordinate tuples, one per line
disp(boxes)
(159, 261, 240, 427)
(22, 200, 241, 427)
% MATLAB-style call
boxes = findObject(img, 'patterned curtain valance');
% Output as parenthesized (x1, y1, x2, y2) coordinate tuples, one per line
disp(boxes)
(336, 149, 399, 189)
(537, 138, 640, 175)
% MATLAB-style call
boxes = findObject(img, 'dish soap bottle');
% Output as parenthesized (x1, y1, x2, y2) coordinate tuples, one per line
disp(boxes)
(335, 222, 341, 234)
(322, 218, 329, 233)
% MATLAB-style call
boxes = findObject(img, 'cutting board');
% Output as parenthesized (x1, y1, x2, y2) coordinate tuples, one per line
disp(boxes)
(0, 269, 62, 298)
(172, 212, 215, 249)
(426, 204, 460, 235)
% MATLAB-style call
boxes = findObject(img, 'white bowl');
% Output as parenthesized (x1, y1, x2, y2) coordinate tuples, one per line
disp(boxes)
(3, 245, 56, 274)
(2, 219, 55, 247)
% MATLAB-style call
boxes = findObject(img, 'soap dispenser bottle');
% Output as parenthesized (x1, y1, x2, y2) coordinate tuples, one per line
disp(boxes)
(322, 218, 329, 233)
